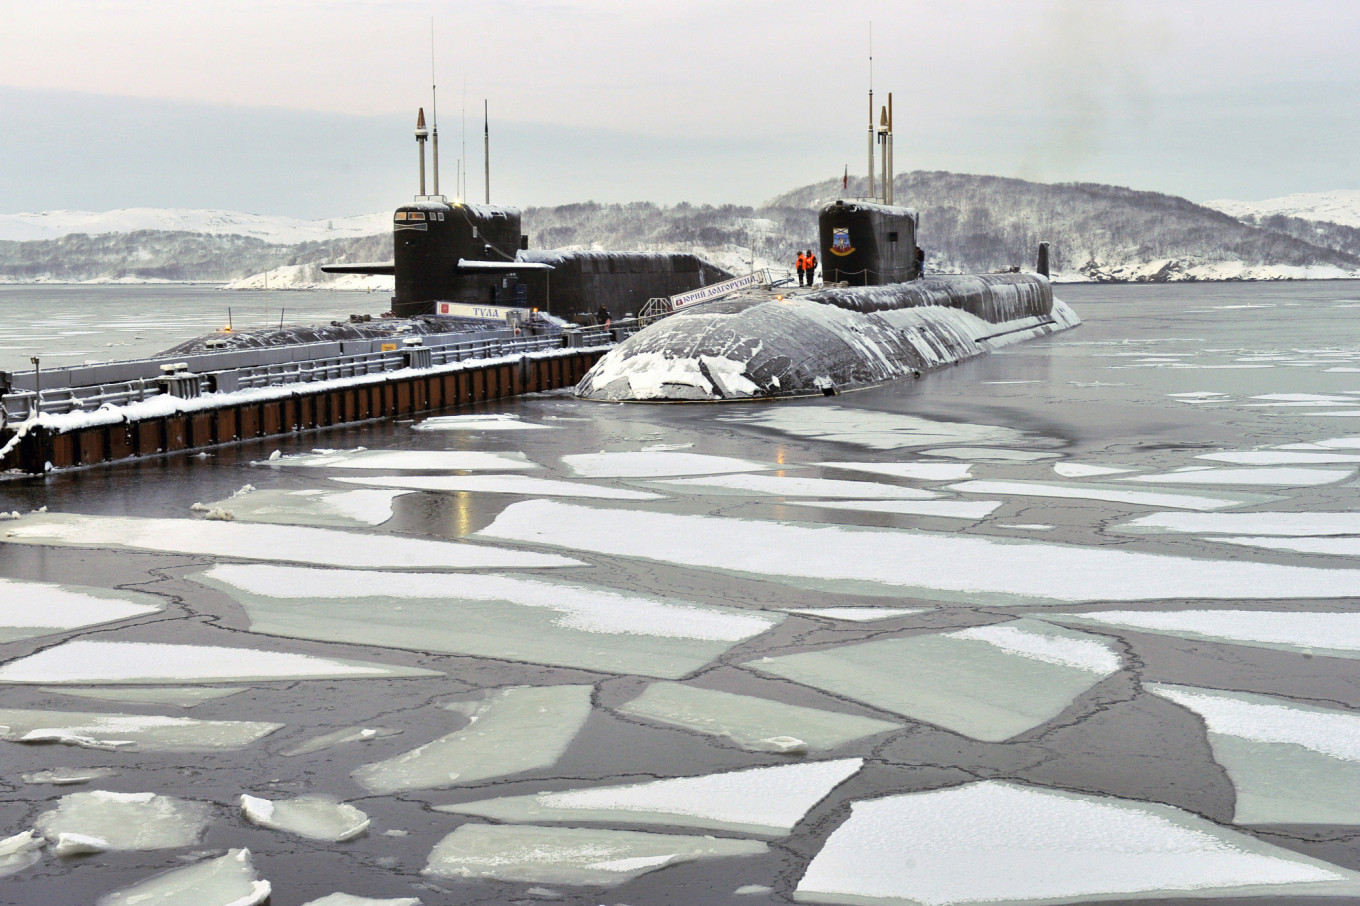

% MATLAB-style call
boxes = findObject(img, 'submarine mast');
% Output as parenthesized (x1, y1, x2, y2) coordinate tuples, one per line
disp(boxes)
(415, 108, 428, 196)
(867, 24, 874, 202)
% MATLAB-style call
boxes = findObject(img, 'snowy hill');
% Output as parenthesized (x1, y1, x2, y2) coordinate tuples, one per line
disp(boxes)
(0, 208, 388, 244)
(4, 175, 1360, 285)
(1205, 191, 1360, 229)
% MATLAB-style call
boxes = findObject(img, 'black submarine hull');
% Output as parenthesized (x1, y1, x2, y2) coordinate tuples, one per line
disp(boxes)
(576, 198, 1079, 402)
(323, 201, 730, 322)
(575, 273, 1079, 401)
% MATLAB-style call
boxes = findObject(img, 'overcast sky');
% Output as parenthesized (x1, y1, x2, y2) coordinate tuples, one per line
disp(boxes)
(2, 0, 1358, 218)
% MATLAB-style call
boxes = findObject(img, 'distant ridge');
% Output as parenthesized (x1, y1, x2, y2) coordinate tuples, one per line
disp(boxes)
(1206, 191, 1360, 229)
(3, 173, 1358, 285)
(0, 208, 389, 244)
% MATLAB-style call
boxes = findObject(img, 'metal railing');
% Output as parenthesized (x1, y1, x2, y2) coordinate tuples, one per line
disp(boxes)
(1, 323, 629, 423)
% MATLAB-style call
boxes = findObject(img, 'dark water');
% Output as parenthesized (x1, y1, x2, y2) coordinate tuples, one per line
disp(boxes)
(2, 281, 1360, 905)
(0, 285, 388, 372)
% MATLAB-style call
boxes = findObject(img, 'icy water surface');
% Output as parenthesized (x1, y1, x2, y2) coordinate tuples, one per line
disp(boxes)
(3, 282, 1360, 905)
(0, 285, 380, 371)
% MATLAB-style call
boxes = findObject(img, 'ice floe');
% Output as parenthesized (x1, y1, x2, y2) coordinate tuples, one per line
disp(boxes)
(1048, 610, 1360, 659)
(1280, 437, 1360, 450)
(815, 462, 974, 481)
(2, 512, 577, 569)
(1053, 463, 1135, 478)
(0, 830, 44, 877)
(0, 577, 162, 644)
(1149, 684, 1360, 825)
(0, 641, 438, 684)
(784, 499, 1003, 520)
(1251, 393, 1358, 404)
(332, 473, 662, 500)
(1198, 451, 1360, 465)
(923, 447, 1061, 462)
(37, 791, 212, 852)
(195, 488, 405, 528)
(47, 686, 245, 708)
(414, 413, 550, 431)
(1214, 536, 1360, 557)
(476, 500, 1360, 604)
(785, 607, 928, 622)
(353, 685, 592, 794)
(196, 564, 776, 679)
(949, 479, 1276, 511)
(263, 449, 539, 471)
(1120, 467, 1354, 486)
(794, 781, 1360, 905)
(98, 848, 270, 906)
(749, 619, 1121, 741)
(301, 895, 421, 906)
(23, 767, 117, 785)
(439, 758, 861, 836)
(240, 794, 370, 841)
(561, 451, 768, 478)
(280, 726, 400, 757)
(0, 707, 281, 751)
(618, 682, 900, 752)
(1119, 511, 1360, 536)
(720, 407, 1035, 450)
(422, 825, 766, 887)
(652, 473, 942, 499)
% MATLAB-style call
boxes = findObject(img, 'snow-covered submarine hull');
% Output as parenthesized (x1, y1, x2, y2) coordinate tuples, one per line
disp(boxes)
(575, 273, 1080, 401)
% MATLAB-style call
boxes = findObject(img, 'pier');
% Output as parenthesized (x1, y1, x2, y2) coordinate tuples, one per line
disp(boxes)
(0, 327, 612, 476)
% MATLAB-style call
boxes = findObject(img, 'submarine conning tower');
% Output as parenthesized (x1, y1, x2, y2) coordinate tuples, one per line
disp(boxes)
(819, 199, 920, 285)
(391, 201, 527, 318)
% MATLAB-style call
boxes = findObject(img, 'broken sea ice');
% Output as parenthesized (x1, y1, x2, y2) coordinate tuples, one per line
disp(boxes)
(36, 790, 211, 852)
(0, 708, 280, 751)
(749, 619, 1121, 741)
(1048, 610, 1360, 659)
(0, 830, 44, 877)
(240, 794, 370, 842)
(795, 782, 1360, 905)
(0, 576, 162, 644)
(263, 449, 539, 471)
(195, 563, 777, 679)
(423, 824, 765, 887)
(1149, 684, 1360, 825)
(97, 848, 270, 906)
(353, 685, 592, 794)
(2, 512, 578, 569)
(194, 488, 406, 528)
(618, 682, 899, 752)
(475, 500, 1360, 603)
(0, 640, 438, 684)
(439, 758, 862, 836)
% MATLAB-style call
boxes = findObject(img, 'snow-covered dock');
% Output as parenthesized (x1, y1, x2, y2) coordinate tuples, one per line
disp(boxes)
(1, 341, 609, 475)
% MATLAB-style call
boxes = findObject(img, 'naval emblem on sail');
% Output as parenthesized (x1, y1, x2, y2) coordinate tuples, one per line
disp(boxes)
(831, 228, 855, 256)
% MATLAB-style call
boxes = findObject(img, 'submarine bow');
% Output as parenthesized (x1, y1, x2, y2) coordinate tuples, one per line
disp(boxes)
(576, 273, 1080, 402)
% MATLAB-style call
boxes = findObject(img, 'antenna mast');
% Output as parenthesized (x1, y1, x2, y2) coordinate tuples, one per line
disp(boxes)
(484, 99, 490, 204)
(867, 23, 875, 203)
(461, 77, 467, 200)
(415, 107, 428, 197)
(430, 19, 440, 198)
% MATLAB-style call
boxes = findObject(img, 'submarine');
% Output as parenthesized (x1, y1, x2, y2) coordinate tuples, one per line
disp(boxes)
(576, 100, 1079, 402)
(164, 106, 729, 356)
(321, 107, 729, 323)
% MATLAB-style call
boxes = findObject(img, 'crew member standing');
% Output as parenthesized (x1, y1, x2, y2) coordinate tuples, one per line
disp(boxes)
(915, 245, 926, 279)
(596, 303, 611, 329)
(795, 251, 807, 286)
(804, 249, 818, 286)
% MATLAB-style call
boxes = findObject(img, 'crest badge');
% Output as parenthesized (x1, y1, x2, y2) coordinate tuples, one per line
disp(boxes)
(830, 228, 854, 256)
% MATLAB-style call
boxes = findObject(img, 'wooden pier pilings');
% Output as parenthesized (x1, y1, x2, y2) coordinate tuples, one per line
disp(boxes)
(0, 348, 604, 476)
